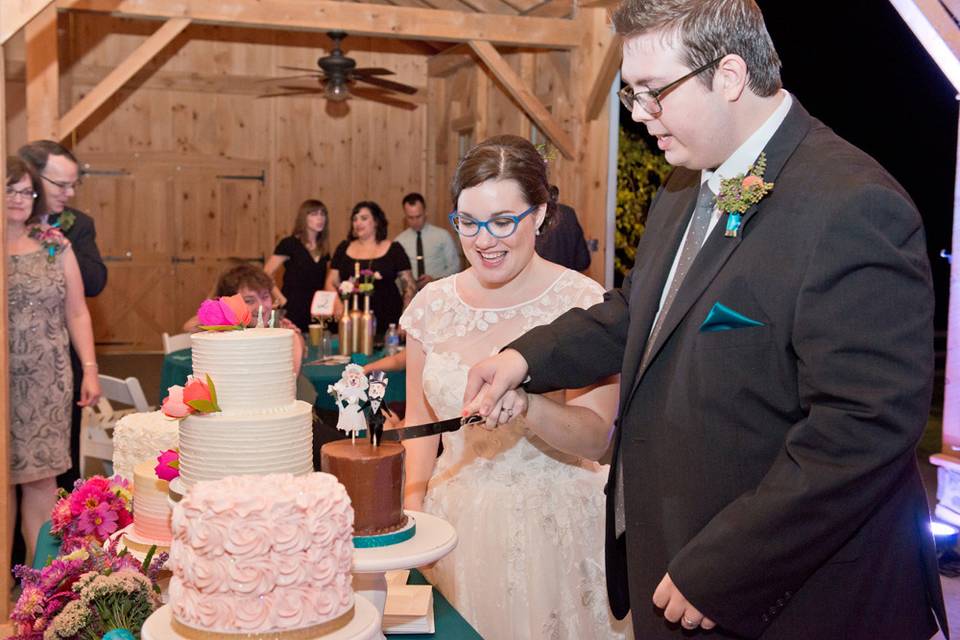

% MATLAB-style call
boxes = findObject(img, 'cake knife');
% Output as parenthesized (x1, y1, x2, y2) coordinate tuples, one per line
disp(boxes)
(379, 414, 484, 441)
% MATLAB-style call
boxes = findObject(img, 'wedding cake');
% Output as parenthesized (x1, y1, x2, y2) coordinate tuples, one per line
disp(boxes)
(177, 328, 313, 489)
(112, 411, 178, 482)
(168, 472, 355, 635)
(129, 461, 172, 549)
(321, 440, 407, 536)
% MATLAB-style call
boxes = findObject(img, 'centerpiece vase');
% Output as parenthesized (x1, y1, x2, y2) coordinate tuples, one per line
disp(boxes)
(338, 299, 352, 356)
(360, 295, 375, 356)
(349, 293, 363, 353)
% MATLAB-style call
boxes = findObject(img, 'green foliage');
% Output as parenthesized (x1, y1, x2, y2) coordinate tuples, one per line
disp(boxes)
(615, 128, 671, 281)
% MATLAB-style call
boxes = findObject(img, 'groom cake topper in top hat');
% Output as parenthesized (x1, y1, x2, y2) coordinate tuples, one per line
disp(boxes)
(363, 371, 390, 446)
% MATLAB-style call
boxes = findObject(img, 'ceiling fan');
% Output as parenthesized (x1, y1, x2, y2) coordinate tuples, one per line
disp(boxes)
(261, 31, 418, 106)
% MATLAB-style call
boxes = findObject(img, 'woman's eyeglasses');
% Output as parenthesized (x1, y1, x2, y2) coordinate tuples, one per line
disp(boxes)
(448, 204, 537, 239)
(5, 187, 38, 201)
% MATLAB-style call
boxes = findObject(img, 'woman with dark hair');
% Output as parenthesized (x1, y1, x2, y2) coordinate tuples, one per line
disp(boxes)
(6, 156, 100, 564)
(399, 136, 629, 639)
(265, 199, 331, 331)
(325, 200, 415, 335)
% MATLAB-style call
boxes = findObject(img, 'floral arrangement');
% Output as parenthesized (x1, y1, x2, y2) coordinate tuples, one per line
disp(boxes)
(357, 268, 382, 295)
(716, 152, 774, 238)
(196, 293, 251, 330)
(49, 477, 132, 552)
(51, 210, 76, 233)
(9, 540, 166, 640)
(161, 374, 220, 418)
(154, 449, 180, 481)
(27, 224, 70, 264)
(338, 279, 355, 300)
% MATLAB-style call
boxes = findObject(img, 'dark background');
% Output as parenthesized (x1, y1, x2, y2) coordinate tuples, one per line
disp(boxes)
(619, 0, 958, 330)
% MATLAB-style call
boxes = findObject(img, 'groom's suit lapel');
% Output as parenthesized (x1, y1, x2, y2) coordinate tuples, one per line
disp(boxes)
(625, 99, 815, 404)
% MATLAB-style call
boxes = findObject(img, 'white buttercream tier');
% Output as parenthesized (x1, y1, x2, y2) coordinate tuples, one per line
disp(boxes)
(113, 411, 179, 482)
(191, 328, 297, 413)
(178, 400, 313, 488)
(133, 461, 173, 544)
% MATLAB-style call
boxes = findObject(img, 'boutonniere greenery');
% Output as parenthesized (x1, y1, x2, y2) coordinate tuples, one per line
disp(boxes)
(27, 224, 69, 263)
(716, 152, 774, 238)
(53, 209, 76, 233)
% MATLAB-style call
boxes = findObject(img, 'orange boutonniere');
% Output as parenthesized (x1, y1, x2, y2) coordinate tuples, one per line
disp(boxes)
(716, 153, 774, 238)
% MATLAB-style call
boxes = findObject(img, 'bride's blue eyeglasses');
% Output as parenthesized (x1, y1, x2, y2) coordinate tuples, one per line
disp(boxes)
(448, 204, 537, 239)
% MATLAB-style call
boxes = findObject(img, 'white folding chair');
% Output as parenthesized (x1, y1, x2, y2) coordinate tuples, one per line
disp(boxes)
(162, 332, 192, 354)
(79, 374, 153, 477)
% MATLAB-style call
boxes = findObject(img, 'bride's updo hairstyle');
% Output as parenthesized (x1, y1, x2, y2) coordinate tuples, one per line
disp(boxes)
(451, 135, 557, 229)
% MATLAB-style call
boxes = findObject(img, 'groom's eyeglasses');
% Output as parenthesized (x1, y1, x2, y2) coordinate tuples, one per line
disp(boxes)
(448, 205, 537, 239)
(618, 55, 725, 117)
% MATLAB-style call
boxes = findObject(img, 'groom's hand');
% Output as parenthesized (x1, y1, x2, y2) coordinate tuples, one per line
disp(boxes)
(653, 573, 716, 631)
(463, 349, 530, 429)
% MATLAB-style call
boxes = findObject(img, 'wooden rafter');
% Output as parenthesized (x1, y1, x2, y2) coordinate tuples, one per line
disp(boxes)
(428, 43, 474, 77)
(889, 0, 960, 91)
(521, 0, 574, 18)
(585, 33, 621, 120)
(0, 0, 56, 44)
(57, 0, 581, 49)
(58, 17, 191, 140)
(25, 4, 58, 141)
(467, 40, 575, 158)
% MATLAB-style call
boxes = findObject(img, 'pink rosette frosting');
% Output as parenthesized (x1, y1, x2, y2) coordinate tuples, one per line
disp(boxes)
(169, 472, 355, 633)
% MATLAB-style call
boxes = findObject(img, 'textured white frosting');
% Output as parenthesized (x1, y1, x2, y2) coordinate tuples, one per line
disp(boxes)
(169, 473, 354, 634)
(112, 411, 179, 482)
(178, 401, 313, 488)
(191, 328, 296, 413)
(133, 461, 172, 544)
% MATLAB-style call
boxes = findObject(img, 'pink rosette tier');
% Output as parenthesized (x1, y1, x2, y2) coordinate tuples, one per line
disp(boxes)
(168, 473, 355, 636)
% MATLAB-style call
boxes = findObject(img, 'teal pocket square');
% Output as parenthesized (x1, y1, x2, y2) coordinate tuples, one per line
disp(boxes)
(700, 302, 765, 332)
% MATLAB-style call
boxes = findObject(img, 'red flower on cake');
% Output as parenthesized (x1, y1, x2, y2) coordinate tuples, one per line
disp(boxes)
(162, 374, 221, 418)
(155, 449, 180, 481)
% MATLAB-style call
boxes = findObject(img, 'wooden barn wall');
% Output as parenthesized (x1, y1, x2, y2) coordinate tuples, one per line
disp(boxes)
(4, 34, 27, 157)
(426, 9, 612, 285)
(16, 13, 428, 351)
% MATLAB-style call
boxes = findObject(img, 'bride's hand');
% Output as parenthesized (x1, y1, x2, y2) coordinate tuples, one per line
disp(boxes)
(469, 384, 528, 430)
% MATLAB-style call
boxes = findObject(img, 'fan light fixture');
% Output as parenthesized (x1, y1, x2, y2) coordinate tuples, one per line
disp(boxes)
(324, 80, 350, 102)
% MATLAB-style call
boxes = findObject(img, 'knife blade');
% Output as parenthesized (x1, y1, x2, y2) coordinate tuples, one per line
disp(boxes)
(380, 414, 484, 442)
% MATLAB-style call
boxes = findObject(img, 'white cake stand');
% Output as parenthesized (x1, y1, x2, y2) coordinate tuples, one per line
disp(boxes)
(142, 595, 381, 640)
(352, 510, 456, 640)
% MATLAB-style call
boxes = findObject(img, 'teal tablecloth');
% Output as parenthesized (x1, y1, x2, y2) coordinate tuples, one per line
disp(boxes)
(160, 342, 405, 411)
(33, 524, 482, 638)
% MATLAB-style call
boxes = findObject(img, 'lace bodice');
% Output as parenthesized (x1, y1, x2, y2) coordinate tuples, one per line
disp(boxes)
(400, 270, 607, 484)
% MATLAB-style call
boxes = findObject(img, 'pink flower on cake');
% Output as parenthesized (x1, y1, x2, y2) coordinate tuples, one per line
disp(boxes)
(197, 299, 231, 326)
(155, 449, 180, 481)
(220, 294, 252, 326)
(162, 385, 192, 418)
(197, 293, 252, 330)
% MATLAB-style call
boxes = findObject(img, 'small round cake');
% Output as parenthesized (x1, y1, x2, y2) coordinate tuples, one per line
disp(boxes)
(112, 411, 178, 482)
(130, 460, 172, 548)
(321, 440, 407, 536)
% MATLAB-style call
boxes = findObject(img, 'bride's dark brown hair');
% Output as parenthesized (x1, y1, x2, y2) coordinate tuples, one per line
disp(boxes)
(451, 135, 557, 227)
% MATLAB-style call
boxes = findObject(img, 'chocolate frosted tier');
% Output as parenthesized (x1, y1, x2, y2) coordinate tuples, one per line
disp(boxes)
(321, 440, 407, 535)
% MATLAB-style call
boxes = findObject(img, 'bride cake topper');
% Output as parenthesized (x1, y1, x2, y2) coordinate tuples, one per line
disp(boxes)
(328, 364, 369, 441)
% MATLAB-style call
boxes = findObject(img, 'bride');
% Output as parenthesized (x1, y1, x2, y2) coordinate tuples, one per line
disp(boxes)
(400, 135, 630, 639)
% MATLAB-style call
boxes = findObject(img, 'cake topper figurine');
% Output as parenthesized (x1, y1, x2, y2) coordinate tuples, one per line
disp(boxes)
(328, 364, 368, 442)
(363, 371, 389, 446)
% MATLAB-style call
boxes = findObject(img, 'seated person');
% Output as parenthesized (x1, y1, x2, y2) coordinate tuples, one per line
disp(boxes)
(182, 263, 304, 373)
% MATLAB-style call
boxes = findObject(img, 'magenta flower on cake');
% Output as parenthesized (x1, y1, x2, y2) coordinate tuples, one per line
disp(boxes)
(155, 449, 180, 481)
(197, 293, 252, 330)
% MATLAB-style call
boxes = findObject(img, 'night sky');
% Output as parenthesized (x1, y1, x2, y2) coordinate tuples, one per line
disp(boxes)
(619, 0, 958, 329)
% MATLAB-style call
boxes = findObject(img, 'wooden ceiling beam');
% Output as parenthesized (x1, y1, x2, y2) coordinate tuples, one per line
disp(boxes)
(0, 0, 57, 44)
(888, 0, 960, 91)
(58, 17, 191, 140)
(520, 0, 574, 18)
(25, 5, 59, 140)
(467, 40, 575, 158)
(57, 0, 581, 49)
(585, 33, 620, 120)
(428, 42, 475, 77)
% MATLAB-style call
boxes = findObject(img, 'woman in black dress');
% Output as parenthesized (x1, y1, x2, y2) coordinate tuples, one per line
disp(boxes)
(325, 201, 415, 335)
(265, 199, 330, 331)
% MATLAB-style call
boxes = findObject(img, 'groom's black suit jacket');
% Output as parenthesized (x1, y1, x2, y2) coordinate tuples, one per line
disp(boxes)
(511, 101, 947, 639)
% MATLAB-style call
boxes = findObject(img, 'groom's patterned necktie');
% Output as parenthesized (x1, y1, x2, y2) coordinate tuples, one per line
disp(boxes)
(614, 181, 716, 537)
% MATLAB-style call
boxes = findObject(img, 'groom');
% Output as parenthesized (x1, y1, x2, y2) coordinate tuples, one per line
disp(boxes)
(464, 0, 948, 637)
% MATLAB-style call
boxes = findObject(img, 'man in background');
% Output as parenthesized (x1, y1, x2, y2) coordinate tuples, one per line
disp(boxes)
(536, 184, 591, 272)
(19, 140, 107, 488)
(394, 192, 460, 289)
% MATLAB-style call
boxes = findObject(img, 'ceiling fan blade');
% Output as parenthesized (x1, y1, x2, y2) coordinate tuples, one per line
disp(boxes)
(352, 67, 395, 76)
(352, 87, 418, 110)
(257, 87, 326, 98)
(278, 65, 324, 73)
(354, 75, 418, 95)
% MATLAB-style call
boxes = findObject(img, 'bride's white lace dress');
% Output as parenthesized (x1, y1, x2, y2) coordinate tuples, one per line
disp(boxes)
(400, 270, 630, 640)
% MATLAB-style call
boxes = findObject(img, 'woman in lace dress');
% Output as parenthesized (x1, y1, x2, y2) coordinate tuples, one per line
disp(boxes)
(400, 136, 630, 639)
(6, 157, 100, 563)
